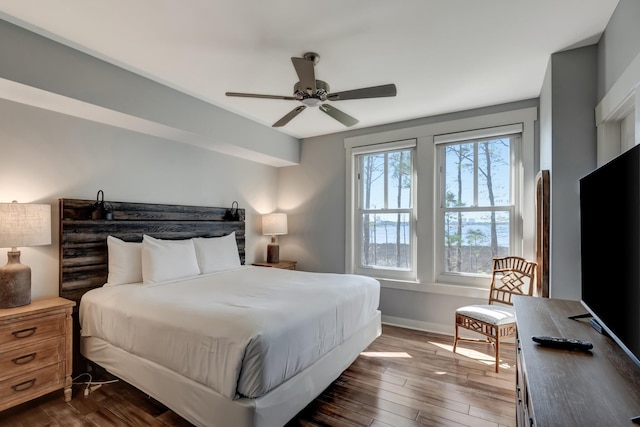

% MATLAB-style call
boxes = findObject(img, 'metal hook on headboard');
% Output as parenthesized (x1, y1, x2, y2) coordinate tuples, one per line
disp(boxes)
(224, 201, 240, 221)
(91, 190, 113, 220)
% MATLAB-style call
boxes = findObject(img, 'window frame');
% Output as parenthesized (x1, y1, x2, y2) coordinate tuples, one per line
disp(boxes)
(345, 107, 537, 295)
(434, 131, 523, 287)
(352, 139, 417, 281)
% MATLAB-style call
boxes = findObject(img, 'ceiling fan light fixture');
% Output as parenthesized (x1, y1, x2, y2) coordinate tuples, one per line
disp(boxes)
(301, 97, 322, 107)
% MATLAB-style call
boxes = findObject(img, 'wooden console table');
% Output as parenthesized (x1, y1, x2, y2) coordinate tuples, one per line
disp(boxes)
(514, 296, 640, 426)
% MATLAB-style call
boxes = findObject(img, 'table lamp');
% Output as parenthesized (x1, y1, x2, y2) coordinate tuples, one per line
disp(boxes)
(262, 213, 287, 263)
(0, 201, 52, 308)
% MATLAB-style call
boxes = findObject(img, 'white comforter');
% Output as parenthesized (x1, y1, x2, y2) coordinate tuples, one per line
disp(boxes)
(79, 266, 380, 399)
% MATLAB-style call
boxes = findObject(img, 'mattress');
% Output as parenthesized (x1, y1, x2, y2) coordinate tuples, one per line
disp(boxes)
(79, 266, 380, 400)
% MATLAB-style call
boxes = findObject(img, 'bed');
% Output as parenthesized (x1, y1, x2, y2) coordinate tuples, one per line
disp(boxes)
(59, 198, 381, 427)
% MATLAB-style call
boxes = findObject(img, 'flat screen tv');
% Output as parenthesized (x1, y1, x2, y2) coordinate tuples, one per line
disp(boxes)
(580, 143, 640, 367)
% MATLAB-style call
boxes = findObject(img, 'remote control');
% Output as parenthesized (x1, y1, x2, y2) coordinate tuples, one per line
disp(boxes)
(531, 336, 593, 351)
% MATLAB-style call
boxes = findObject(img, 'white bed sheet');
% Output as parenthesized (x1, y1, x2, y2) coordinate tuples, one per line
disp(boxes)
(79, 266, 380, 400)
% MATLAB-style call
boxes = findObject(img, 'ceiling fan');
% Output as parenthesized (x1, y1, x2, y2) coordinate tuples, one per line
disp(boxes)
(225, 52, 397, 128)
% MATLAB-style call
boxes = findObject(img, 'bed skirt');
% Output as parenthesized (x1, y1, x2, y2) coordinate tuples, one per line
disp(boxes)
(81, 310, 381, 427)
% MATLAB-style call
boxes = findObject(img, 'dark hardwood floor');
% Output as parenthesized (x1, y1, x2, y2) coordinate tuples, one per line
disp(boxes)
(0, 325, 516, 426)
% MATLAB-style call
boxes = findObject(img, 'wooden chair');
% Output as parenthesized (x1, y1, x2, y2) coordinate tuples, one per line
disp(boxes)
(453, 256, 537, 372)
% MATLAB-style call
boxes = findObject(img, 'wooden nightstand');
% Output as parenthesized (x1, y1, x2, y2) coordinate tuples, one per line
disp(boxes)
(0, 297, 75, 412)
(252, 260, 297, 270)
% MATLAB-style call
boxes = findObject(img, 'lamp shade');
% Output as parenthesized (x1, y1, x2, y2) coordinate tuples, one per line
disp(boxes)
(262, 213, 287, 236)
(0, 203, 52, 248)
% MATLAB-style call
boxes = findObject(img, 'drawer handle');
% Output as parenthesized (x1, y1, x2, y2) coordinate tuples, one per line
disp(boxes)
(11, 379, 36, 392)
(11, 327, 37, 338)
(11, 353, 37, 365)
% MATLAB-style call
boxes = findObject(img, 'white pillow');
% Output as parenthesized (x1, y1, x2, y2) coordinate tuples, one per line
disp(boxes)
(193, 232, 241, 274)
(105, 236, 142, 286)
(141, 235, 200, 285)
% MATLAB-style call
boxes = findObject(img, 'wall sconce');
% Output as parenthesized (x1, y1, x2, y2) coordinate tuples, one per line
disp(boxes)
(91, 190, 113, 220)
(223, 201, 241, 221)
(0, 201, 52, 308)
(262, 213, 287, 263)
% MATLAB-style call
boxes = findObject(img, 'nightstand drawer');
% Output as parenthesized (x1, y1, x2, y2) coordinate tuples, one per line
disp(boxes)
(0, 361, 64, 404)
(0, 337, 65, 381)
(0, 312, 65, 350)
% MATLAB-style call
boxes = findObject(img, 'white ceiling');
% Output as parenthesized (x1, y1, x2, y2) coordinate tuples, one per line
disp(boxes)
(0, 0, 620, 139)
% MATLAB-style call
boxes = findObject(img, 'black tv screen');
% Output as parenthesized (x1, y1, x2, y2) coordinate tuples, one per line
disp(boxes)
(580, 143, 640, 367)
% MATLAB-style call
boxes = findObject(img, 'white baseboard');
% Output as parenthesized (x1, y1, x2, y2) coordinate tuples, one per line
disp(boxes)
(380, 314, 516, 343)
(381, 315, 452, 336)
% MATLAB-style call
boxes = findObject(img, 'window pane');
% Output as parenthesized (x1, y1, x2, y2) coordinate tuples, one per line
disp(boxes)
(360, 149, 412, 210)
(387, 150, 412, 209)
(477, 137, 511, 206)
(443, 210, 510, 274)
(361, 213, 411, 269)
(444, 143, 474, 207)
(361, 153, 385, 209)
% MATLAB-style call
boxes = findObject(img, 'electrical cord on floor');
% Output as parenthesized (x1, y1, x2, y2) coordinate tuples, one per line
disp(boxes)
(72, 372, 120, 396)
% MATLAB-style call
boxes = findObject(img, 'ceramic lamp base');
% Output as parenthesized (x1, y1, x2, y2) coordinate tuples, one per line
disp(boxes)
(0, 250, 31, 308)
(267, 240, 280, 264)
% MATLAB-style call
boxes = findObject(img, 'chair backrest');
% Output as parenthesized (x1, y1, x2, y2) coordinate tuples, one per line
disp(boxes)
(488, 256, 537, 306)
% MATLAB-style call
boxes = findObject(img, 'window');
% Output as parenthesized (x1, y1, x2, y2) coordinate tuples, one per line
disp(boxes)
(353, 140, 416, 280)
(436, 132, 521, 285)
(345, 107, 536, 293)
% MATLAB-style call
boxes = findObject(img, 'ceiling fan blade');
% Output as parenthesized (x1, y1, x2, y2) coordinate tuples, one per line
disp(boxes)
(226, 92, 297, 101)
(319, 104, 359, 127)
(291, 57, 316, 94)
(273, 106, 306, 127)
(327, 83, 397, 101)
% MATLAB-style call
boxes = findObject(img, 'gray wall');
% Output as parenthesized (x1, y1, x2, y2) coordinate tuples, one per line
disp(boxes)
(0, 18, 297, 299)
(597, 0, 640, 99)
(277, 132, 348, 272)
(540, 46, 598, 300)
(278, 99, 538, 332)
(539, 59, 553, 172)
(280, 99, 540, 273)
(0, 97, 280, 298)
(0, 19, 299, 167)
(530, 0, 640, 301)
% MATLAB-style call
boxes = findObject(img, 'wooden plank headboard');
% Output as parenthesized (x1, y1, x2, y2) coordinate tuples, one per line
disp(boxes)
(59, 198, 245, 302)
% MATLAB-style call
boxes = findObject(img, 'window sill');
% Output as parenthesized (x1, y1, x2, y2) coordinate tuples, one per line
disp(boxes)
(376, 277, 490, 299)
